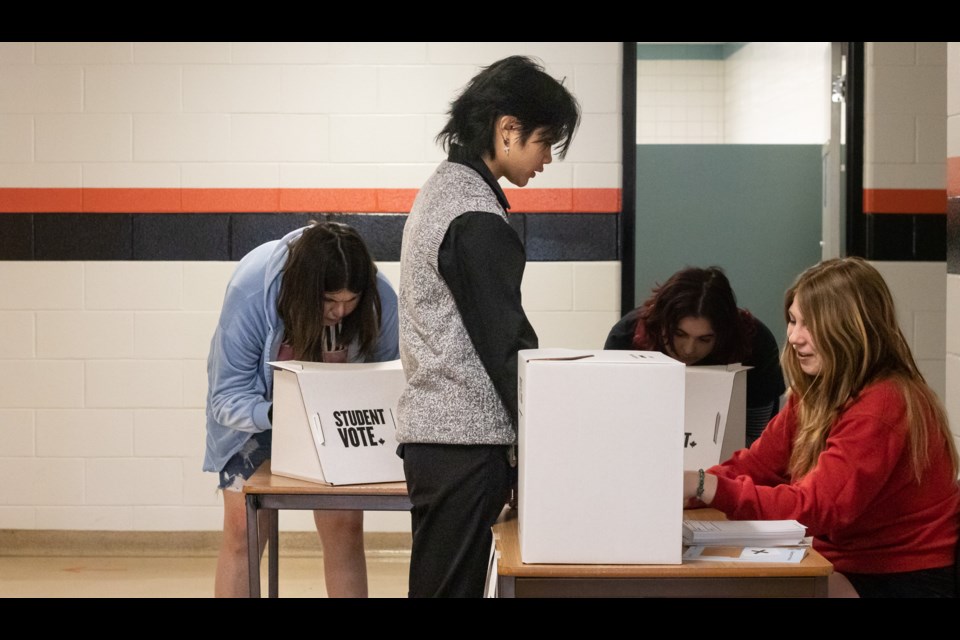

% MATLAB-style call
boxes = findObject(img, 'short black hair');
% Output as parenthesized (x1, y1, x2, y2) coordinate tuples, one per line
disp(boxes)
(436, 55, 581, 160)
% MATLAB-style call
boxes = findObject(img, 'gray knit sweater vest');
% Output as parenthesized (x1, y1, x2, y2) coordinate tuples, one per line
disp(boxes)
(396, 161, 515, 445)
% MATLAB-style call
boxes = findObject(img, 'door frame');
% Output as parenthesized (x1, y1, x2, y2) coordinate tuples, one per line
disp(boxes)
(619, 41, 864, 316)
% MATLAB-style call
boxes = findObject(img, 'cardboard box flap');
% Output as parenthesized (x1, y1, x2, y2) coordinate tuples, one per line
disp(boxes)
(269, 360, 304, 373)
(685, 367, 737, 445)
(683, 366, 749, 470)
(699, 363, 754, 373)
(269, 359, 402, 373)
(521, 348, 679, 365)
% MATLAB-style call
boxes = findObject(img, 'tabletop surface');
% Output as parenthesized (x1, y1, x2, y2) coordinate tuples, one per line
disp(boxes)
(242, 462, 409, 496)
(244, 466, 833, 579)
(493, 508, 833, 579)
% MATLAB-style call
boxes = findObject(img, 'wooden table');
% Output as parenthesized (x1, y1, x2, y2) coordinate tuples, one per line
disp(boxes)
(490, 508, 833, 598)
(243, 462, 411, 598)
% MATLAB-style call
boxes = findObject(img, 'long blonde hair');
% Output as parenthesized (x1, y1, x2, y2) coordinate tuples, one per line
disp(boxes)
(782, 257, 958, 481)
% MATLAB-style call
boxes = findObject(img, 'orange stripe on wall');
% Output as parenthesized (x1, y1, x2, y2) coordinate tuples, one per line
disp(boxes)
(573, 188, 621, 213)
(84, 188, 182, 213)
(183, 188, 281, 213)
(862, 188, 946, 214)
(0, 188, 83, 213)
(280, 189, 378, 212)
(948, 157, 960, 198)
(376, 189, 419, 213)
(505, 188, 573, 212)
(0, 187, 622, 214)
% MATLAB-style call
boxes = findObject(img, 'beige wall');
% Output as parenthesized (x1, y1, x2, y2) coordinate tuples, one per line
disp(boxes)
(946, 42, 960, 447)
(1, 41, 955, 532)
(865, 43, 948, 402)
(0, 42, 621, 532)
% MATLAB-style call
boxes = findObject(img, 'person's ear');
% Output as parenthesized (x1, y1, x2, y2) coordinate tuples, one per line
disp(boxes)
(497, 115, 521, 145)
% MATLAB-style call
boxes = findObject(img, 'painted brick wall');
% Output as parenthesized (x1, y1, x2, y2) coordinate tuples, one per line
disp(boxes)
(946, 42, 960, 446)
(635, 42, 830, 145)
(0, 42, 622, 532)
(861, 43, 949, 406)
(858, 42, 947, 263)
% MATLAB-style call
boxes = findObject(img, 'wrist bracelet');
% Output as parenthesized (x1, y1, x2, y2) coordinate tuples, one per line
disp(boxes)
(696, 468, 705, 501)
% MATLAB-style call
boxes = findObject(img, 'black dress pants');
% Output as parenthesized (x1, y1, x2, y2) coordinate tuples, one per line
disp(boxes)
(399, 442, 512, 598)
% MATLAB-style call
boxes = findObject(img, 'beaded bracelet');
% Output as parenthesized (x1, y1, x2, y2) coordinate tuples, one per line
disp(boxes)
(696, 468, 705, 501)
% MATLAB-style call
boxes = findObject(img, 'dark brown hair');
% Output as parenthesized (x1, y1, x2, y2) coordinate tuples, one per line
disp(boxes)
(277, 222, 381, 361)
(635, 266, 749, 364)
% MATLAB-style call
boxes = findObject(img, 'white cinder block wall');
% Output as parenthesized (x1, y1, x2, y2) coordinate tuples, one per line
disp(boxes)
(635, 42, 830, 145)
(724, 42, 831, 144)
(947, 41, 960, 446)
(0, 42, 622, 532)
(865, 42, 947, 193)
(2, 41, 953, 532)
(865, 43, 948, 402)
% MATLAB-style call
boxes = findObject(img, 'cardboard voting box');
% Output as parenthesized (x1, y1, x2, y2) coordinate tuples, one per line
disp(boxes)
(269, 360, 406, 485)
(518, 349, 685, 565)
(683, 365, 750, 471)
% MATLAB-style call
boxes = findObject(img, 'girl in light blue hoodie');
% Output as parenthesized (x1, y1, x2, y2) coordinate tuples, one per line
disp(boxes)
(204, 221, 399, 597)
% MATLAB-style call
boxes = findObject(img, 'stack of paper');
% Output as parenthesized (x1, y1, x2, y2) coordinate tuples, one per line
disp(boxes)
(682, 519, 807, 547)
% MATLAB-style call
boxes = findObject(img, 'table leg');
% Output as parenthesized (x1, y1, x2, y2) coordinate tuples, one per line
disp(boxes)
(246, 493, 261, 598)
(496, 575, 515, 598)
(268, 509, 279, 598)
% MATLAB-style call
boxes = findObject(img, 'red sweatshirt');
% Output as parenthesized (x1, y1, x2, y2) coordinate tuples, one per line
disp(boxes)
(709, 379, 959, 575)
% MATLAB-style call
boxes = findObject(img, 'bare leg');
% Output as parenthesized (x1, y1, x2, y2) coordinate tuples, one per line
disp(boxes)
(214, 489, 268, 597)
(314, 509, 368, 598)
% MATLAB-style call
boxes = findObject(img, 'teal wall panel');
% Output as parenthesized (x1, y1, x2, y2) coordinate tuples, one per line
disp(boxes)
(634, 144, 822, 347)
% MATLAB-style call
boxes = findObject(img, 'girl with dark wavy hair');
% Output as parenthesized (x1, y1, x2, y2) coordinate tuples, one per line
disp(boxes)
(606, 266, 785, 446)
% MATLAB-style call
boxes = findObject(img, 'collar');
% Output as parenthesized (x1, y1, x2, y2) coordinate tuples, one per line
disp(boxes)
(447, 145, 511, 211)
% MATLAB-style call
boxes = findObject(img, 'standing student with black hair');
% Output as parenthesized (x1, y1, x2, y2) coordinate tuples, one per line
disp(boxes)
(396, 55, 581, 597)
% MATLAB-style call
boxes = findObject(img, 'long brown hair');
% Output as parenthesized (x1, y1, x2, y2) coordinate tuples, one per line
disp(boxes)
(783, 257, 958, 481)
(277, 222, 381, 361)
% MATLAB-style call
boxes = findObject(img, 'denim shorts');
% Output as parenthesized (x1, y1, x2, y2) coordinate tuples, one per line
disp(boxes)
(217, 430, 272, 492)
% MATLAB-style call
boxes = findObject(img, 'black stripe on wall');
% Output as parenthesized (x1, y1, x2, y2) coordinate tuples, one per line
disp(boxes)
(861, 213, 946, 262)
(0, 212, 619, 262)
(0, 214, 33, 259)
(948, 198, 960, 275)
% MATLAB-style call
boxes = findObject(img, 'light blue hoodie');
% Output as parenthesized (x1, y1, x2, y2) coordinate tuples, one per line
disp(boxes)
(203, 226, 399, 472)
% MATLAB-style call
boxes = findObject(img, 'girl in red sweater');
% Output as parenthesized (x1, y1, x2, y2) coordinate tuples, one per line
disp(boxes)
(684, 257, 960, 597)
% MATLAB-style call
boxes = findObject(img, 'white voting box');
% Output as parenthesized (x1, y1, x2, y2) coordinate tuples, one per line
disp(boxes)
(683, 365, 750, 471)
(518, 349, 685, 565)
(269, 360, 406, 485)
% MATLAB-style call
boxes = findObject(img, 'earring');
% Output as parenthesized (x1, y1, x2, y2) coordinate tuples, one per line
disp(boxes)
(503, 139, 510, 156)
